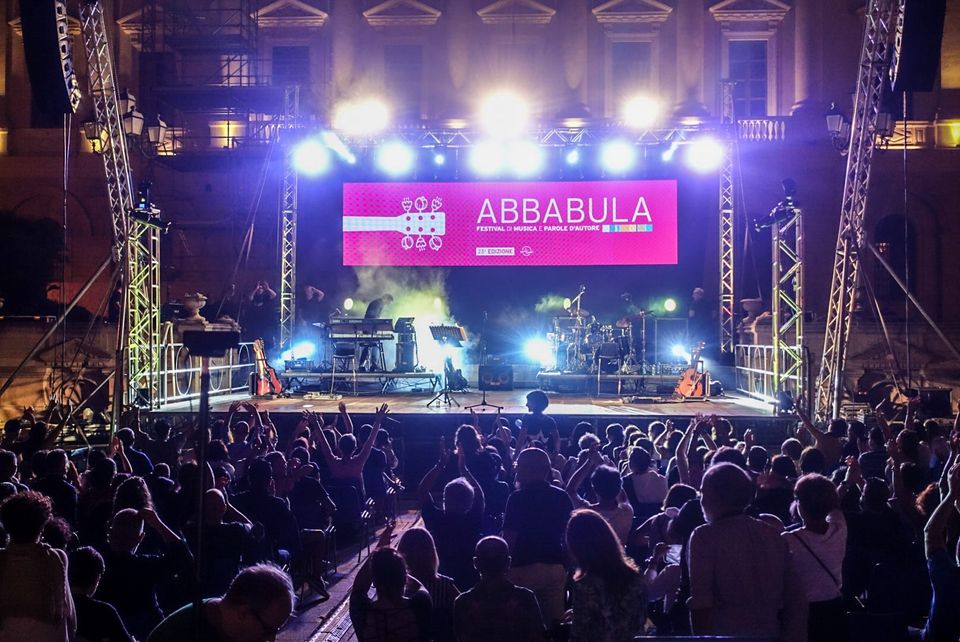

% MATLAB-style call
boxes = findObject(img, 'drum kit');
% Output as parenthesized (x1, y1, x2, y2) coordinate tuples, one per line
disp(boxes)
(545, 287, 649, 374)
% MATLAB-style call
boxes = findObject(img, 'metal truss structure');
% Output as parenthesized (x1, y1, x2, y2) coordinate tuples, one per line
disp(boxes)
(718, 82, 736, 355)
(278, 86, 300, 351)
(814, 0, 901, 419)
(771, 204, 804, 403)
(80, 1, 161, 409)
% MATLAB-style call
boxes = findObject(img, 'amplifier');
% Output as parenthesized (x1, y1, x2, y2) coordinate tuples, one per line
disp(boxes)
(479, 365, 513, 391)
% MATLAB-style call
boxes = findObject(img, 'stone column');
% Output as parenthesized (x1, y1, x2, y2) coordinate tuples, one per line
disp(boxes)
(674, 0, 707, 116)
(792, 0, 822, 113)
(561, 0, 588, 100)
(331, 0, 357, 97)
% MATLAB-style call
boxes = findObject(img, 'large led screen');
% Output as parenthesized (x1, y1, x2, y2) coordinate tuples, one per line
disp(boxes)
(342, 180, 678, 267)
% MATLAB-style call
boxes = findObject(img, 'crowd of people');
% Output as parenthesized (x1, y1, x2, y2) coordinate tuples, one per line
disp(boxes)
(357, 391, 960, 642)
(1, 389, 959, 642)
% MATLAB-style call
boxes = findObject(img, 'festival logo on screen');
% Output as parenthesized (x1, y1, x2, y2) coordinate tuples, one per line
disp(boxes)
(342, 181, 678, 267)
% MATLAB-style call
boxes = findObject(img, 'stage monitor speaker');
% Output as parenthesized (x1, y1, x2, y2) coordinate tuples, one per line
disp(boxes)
(891, 0, 947, 93)
(19, 0, 82, 117)
(478, 365, 513, 391)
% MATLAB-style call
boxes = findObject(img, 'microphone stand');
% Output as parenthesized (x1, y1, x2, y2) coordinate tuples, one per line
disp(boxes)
(466, 310, 503, 412)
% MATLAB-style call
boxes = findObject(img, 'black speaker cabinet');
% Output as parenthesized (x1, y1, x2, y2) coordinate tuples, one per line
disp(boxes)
(912, 387, 953, 419)
(19, 0, 81, 116)
(891, 0, 947, 93)
(479, 365, 513, 391)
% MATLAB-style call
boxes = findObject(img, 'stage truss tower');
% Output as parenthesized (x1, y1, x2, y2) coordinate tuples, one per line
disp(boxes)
(771, 203, 804, 403)
(278, 86, 300, 351)
(719, 81, 736, 356)
(814, 0, 902, 419)
(80, 1, 161, 409)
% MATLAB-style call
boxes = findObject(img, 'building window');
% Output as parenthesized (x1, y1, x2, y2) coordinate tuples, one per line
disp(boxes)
(384, 44, 423, 122)
(610, 40, 653, 105)
(272, 46, 310, 86)
(728, 40, 767, 118)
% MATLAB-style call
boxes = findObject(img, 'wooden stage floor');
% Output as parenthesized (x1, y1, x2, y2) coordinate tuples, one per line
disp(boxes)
(158, 388, 777, 421)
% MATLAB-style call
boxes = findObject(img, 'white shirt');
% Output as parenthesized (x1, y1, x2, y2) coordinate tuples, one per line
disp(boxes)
(596, 502, 635, 544)
(783, 510, 847, 603)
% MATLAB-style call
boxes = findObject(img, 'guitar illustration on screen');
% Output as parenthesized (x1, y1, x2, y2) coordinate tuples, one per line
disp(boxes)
(343, 195, 446, 252)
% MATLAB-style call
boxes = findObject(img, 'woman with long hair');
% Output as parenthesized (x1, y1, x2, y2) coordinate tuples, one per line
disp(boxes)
(565, 508, 646, 641)
(397, 527, 460, 642)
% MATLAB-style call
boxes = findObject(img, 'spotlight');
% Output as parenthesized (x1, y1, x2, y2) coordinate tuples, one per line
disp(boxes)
(661, 141, 681, 163)
(433, 297, 442, 310)
(343, 297, 354, 311)
(479, 91, 530, 139)
(332, 98, 390, 136)
(375, 140, 416, 176)
(433, 151, 446, 165)
(282, 340, 317, 361)
(321, 131, 356, 164)
(664, 298, 678, 313)
(469, 141, 505, 176)
(506, 141, 544, 177)
(600, 139, 636, 173)
(671, 344, 691, 362)
(291, 140, 331, 176)
(565, 148, 580, 165)
(562, 297, 572, 310)
(684, 137, 725, 173)
(524, 338, 556, 369)
(622, 94, 660, 129)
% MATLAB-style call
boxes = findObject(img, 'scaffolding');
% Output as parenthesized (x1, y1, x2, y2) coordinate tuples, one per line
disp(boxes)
(80, 1, 161, 408)
(814, 0, 902, 419)
(719, 81, 736, 355)
(278, 86, 300, 352)
(770, 202, 804, 404)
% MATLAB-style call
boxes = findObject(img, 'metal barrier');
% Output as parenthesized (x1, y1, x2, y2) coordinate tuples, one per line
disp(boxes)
(735, 344, 802, 402)
(157, 340, 255, 406)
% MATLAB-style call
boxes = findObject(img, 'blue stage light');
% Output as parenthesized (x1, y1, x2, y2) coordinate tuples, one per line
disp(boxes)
(565, 148, 580, 165)
(600, 139, 636, 173)
(524, 338, 555, 369)
(507, 141, 544, 177)
(291, 140, 331, 176)
(469, 141, 505, 176)
(685, 136, 725, 173)
(376, 140, 416, 176)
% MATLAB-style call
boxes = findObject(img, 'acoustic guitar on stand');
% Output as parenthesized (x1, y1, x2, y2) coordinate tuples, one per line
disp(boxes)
(674, 341, 707, 399)
(252, 338, 284, 397)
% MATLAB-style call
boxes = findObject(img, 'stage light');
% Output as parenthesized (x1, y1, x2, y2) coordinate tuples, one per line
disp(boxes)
(664, 298, 678, 313)
(600, 139, 636, 173)
(563, 297, 572, 310)
(343, 297, 354, 311)
(685, 137, 725, 173)
(565, 148, 580, 165)
(479, 91, 530, 139)
(671, 344, 691, 362)
(433, 297, 442, 310)
(506, 141, 544, 177)
(375, 140, 416, 176)
(332, 98, 390, 136)
(433, 151, 446, 165)
(661, 141, 681, 163)
(291, 140, 331, 176)
(321, 131, 356, 164)
(524, 338, 556, 369)
(282, 341, 317, 361)
(469, 141, 505, 176)
(622, 94, 660, 129)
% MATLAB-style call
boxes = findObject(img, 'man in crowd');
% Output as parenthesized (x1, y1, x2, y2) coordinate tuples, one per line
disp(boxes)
(502, 447, 572, 627)
(147, 563, 294, 642)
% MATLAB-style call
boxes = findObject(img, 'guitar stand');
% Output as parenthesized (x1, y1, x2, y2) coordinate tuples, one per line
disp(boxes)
(465, 389, 503, 412)
(427, 374, 460, 408)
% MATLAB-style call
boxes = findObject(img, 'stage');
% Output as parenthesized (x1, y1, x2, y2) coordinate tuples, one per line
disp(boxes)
(153, 388, 794, 485)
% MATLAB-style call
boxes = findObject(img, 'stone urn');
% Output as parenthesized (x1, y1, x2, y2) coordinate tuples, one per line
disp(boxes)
(741, 298, 764, 324)
(180, 292, 208, 325)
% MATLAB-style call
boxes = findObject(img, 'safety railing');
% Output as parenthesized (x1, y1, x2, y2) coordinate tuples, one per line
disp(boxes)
(735, 343, 802, 402)
(737, 118, 788, 142)
(157, 340, 255, 407)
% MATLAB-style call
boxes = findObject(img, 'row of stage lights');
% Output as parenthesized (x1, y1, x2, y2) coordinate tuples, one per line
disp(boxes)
(291, 90, 727, 178)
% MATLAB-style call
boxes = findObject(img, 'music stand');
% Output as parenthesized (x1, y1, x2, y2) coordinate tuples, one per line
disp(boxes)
(427, 325, 466, 407)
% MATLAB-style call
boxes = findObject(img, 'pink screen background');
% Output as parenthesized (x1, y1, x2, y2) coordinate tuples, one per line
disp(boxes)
(342, 180, 678, 267)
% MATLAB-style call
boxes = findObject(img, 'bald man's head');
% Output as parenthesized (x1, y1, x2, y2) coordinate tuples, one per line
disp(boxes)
(474, 536, 511, 577)
(515, 448, 551, 487)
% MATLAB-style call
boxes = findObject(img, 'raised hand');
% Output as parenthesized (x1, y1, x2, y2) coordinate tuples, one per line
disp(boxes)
(743, 429, 755, 448)
(844, 455, 862, 485)
(438, 438, 451, 468)
(886, 439, 903, 465)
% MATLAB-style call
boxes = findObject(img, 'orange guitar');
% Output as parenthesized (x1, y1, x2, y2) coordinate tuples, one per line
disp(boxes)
(674, 341, 707, 398)
(252, 339, 283, 396)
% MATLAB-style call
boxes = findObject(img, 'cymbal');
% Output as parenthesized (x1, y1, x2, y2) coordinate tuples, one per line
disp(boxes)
(564, 309, 591, 318)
